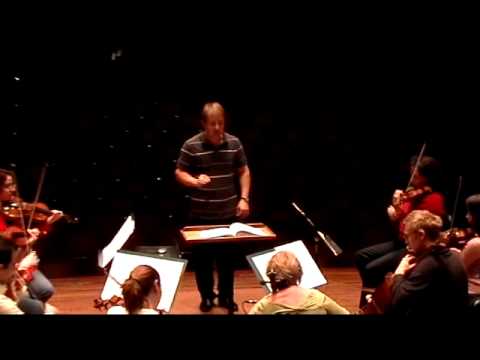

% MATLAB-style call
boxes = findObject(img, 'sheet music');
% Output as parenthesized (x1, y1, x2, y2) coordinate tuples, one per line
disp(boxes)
(199, 222, 266, 239)
(275, 241, 327, 289)
(101, 250, 187, 313)
(98, 215, 135, 268)
(247, 240, 327, 293)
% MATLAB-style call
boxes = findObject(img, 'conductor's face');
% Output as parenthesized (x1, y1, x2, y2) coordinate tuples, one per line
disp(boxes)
(202, 112, 225, 146)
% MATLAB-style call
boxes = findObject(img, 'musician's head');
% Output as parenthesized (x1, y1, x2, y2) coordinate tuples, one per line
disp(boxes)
(0, 238, 18, 284)
(0, 170, 16, 202)
(266, 251, 303, 292)
(122, 265, 161, 314)
(201, 102, 226, 146)
(402, 210, 443, 254)
(409, 156, 442, 189)
(466, 194, 480, 232)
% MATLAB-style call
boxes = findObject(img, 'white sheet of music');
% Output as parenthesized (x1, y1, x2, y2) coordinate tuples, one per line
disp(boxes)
(248, 240, 327, 293)
(199, 222, 266, 239)
(98, 215, 135, 268)
(101, 251, 187, 313)
(275, 241, 327, 289)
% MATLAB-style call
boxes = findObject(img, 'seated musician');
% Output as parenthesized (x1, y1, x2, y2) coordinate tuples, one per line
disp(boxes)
(386, 210, 468, 315)
(107, 265, 162, 315)
(248, 251, 349, 315)
(0, 238, 24, 314)
(460, 194, 480, 306)
(0, 170, 58, 314)
(355, 156, 447, 305)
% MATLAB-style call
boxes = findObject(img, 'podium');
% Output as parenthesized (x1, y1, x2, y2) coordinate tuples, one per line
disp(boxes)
(179, 222, 277, 245)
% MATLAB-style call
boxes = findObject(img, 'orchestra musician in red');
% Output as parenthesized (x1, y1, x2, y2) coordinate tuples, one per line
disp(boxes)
(0, 169, 63, 314)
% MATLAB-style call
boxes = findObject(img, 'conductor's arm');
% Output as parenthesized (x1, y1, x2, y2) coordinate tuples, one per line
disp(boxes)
(236, 165, 251, 219)
(175, 168, 210, 188)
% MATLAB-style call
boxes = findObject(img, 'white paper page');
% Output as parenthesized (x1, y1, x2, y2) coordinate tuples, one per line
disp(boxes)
(101, 251, 186, 313)
(274, 240, 327, 289)
(230, 222, 266, 236)
(98, 215, 135, 268)
(199, 227, 232, 239)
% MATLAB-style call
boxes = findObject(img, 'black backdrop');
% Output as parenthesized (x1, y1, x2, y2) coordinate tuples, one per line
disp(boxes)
(3, 38, 478, 274)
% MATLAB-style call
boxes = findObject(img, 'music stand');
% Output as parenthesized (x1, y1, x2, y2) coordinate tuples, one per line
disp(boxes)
(100, 250, 187, 313)
(246, 240, 327, 293)
(98, 214, 135, 269)
(179, 222, 277, 245)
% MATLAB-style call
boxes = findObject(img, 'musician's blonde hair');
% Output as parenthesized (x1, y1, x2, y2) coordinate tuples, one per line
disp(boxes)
(403, 210, 443, 241)
(266, 251, 303, 292)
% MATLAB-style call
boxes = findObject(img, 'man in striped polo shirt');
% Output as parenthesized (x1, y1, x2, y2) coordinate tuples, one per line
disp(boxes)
(175, 102, 251, 313)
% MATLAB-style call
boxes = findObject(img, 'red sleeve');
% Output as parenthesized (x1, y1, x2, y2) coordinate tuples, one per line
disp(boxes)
(416, 192, 446, 218)
(0, 215, 7, 232)
(395, 192, 446, 234)
(398, 202, 413, 219)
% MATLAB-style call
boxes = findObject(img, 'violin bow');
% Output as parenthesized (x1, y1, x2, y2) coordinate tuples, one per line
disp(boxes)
(27, 164, 47, 231)
(101, 266, 123, 287)
(10, 170, 28, 237)
(449, 175, 463, 231)
(406, 142, 427, 190)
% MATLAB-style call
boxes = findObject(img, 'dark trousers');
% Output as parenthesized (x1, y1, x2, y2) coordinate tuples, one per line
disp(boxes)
(187, 217, 240, 302)
(192, 244, 240, 301)
(355, 240, 406, 289)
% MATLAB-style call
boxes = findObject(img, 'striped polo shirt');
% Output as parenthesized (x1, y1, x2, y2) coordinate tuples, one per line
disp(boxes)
(176, 131, 248, 221)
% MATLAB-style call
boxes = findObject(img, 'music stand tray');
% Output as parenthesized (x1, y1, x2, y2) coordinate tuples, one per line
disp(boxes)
(179, 222, 277, 245)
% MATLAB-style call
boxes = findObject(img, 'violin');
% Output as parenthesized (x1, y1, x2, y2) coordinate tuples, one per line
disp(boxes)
(93, 296, 163, 314)
(403, 186, 432, 200)
(93, 295, 125, 311)
(392, 186, 433, 208)
(2, 200, 78, 227)
(440, 227, 475, 250)
(1, 201, 78, 250)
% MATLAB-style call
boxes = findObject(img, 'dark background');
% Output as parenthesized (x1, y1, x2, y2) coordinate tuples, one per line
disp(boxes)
(2, 33, 478, 275)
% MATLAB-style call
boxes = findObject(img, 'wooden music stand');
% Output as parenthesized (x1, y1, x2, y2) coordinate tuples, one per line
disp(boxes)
(179, 222, 277, 245)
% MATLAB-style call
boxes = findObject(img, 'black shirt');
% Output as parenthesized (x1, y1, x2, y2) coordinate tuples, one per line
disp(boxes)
(176, 132, 248, 221)
(388, 246, 468, 315)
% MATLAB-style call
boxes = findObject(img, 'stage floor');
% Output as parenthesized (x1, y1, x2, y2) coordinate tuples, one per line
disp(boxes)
(48, 267, 362, 314)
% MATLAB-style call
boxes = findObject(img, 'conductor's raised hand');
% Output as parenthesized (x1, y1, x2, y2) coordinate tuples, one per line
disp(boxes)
(196, 174, 211, 187)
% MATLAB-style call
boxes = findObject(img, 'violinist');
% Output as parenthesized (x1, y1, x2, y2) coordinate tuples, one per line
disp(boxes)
(459, 194, 480, 306)
(355, 155, 447, 304)
(387, 210, 467, 315)
(107, 265, 162, 315)
(0, 170, 58, 314)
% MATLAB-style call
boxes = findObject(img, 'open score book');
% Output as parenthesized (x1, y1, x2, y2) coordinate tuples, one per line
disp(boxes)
(199, 222, 267, 239)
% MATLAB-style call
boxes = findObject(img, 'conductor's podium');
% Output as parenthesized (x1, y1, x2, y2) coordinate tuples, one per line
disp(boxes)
(180, 222, 277, 245)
